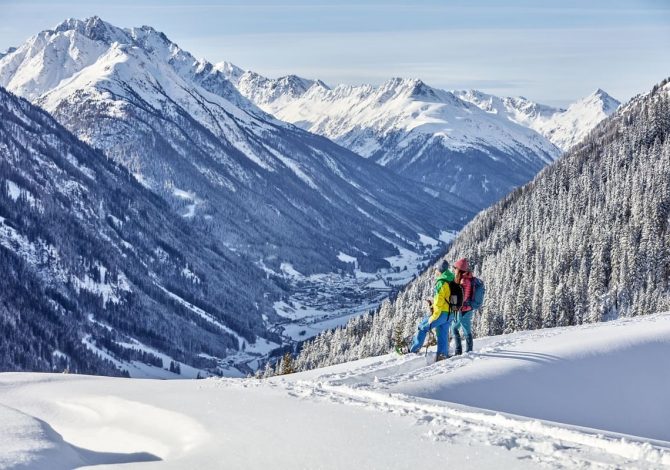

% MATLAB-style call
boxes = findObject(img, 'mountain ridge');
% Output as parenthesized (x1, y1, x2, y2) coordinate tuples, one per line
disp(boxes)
(0, 16, 470, 277)
(219, 66, 618, 208)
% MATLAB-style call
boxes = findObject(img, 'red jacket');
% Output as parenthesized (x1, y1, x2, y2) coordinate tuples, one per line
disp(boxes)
(460, 272, 474, 312)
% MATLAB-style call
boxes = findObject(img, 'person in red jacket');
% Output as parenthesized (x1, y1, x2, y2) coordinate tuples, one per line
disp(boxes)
(450, 258, 475, 354)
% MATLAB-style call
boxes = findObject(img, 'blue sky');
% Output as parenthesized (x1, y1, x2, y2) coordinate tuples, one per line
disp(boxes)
(1, 0, 669, 106)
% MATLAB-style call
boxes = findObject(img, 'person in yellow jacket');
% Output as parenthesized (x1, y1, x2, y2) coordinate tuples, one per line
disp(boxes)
(408, 260, 454, 361)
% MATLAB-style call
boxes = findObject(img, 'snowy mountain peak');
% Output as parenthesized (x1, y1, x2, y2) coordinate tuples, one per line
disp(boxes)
(274, 74, 317, 95)
(215, 61, 245, 83)
(0, 47, 16, 60)
(380, 77, 423, 93)
(312, 79, 330, 90)
(585, 88, 621, 113)
(535, 88, 621, 150)
(456, 88, 620, 151)
(0, 16, 261, 113)
(53, 16, 128, 44)
(371, 77, 454, 105)
(224, 68, 330, 108)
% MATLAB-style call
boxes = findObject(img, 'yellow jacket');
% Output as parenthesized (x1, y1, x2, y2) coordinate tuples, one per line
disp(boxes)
(430, 271, 453, 323)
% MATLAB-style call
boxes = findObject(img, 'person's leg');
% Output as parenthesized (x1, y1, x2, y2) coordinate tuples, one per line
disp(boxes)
(435, 317, 451, 357)
(409, 316, 431, 353)
(461, 311, 474, 352)
(450, 313, 463, 355)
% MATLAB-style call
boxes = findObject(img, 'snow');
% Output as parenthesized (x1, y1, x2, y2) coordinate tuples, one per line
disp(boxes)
(456, 88, 620, 151)
(169, 187, 204, 219)
(1, 313, 669, 469)
(172, 188, 194, 200)
(374, 230, 425, 271)
(180, 265, 201, 284)
(6, 180, 21, 200)
(132, 172, 152, 188)
(0, 216, 67, 283)
(261, 143, 319, 189)
(251, 77, 561, 163)
(337, 251, 357, 264)
(533, 89, 620, 150)
(279, 262, 303, 278)
(438, 229, 458, 244)
(65, 152, 95, 180)
(418, 232, 438, 246)
(5, 180, 40, 210)
(390, 315, 670, 442)
(71, 264, 131, 307)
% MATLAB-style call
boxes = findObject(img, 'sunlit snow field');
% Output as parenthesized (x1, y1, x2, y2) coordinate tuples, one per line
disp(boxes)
(1, 313, 669, 469)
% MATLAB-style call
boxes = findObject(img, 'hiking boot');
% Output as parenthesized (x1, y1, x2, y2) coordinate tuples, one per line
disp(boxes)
(452, 341, 463, 356)
(435, 353, 448, 362)
(465, 335, 474, 353)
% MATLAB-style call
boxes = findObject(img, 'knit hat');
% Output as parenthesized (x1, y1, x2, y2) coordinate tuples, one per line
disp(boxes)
(453, 258, 470, 272)
(438, 260, 450, 273)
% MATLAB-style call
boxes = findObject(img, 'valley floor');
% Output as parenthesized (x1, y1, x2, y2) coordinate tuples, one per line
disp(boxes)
(2, 313, 670, 469)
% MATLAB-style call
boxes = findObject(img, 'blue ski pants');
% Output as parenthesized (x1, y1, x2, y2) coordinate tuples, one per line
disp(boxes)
(449, 310, 474, 338)
(410, 312, 451, 356)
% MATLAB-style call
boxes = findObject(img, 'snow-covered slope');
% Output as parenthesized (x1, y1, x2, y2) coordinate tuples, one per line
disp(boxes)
(1, 312, 669, 469)
(534, 89, 621, 150)
(456, 88, 621, 151)
(224, 72, 561, 208)
(0, 86, 287, 378)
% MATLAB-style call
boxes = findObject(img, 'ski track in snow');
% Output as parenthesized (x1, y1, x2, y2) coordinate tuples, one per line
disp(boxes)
(264, 313, 670, 469)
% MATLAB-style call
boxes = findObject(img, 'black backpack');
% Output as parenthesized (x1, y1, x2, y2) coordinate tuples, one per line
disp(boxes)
(448, 281, 463, 313)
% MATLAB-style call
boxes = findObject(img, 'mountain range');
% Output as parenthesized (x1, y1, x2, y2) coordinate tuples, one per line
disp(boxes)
(219, 63, 620, 207)
(0, 17, 469, 280)
(0, 17, 477, 375)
